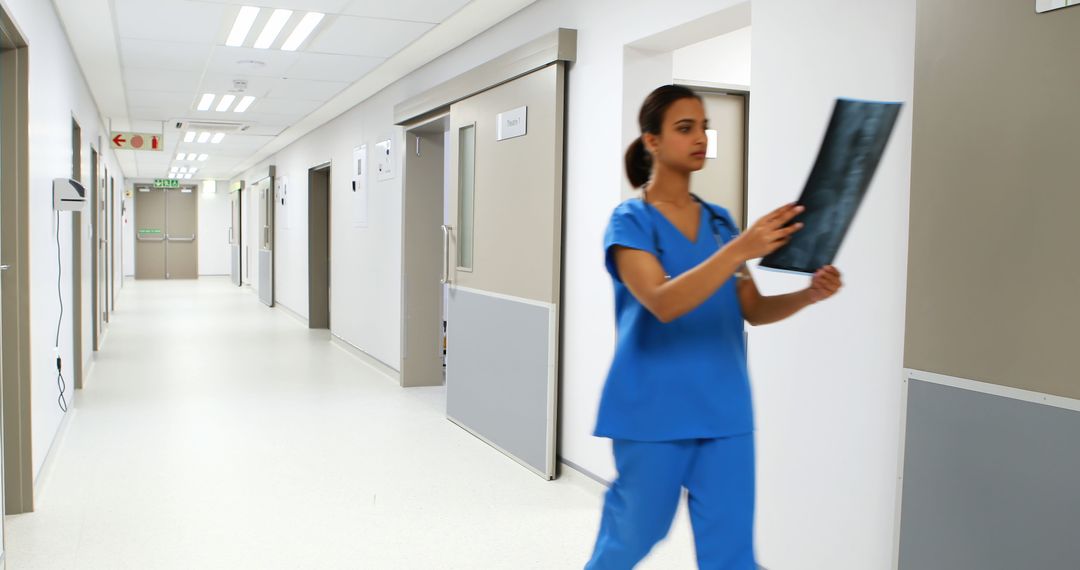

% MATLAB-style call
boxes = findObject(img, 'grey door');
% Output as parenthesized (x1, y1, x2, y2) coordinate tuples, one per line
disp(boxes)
(229, 183, 242, 286)
(445, 63, 567, 479)
(165, 187, 198, 279)
(689, 90, 748, 228)
(134, 187, 167, 279)
(253, 177, 274, 306)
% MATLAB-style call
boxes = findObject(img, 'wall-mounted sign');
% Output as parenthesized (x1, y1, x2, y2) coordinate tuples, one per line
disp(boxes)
(138, 228, 162, 234)
(112, 131, 163, 151)
(352, 144, 368, 227)
(497, 106, 528, 141)
(154, 179, 180, 188)
(375, 138, 393, 181)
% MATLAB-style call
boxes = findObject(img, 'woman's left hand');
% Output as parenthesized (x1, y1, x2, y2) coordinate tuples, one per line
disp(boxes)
(807, 265, 843, 304)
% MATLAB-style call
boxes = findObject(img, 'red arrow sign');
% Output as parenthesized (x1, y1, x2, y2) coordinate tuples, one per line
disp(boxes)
(152, 136, 159, 150)
(112, 134, 126, 147)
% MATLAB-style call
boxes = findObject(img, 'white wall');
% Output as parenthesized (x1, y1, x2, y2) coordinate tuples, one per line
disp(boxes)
(197, 180, 231, 276)
(673, 25, 752, 87)
(748, 1, 915, 568)
(2, 0, 127, 478)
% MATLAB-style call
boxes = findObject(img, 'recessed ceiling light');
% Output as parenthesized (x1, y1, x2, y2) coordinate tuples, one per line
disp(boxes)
(179, 167, 188, 173)
(198, 154, 209, 161)
(189, 167, 199, 174)
(197, 93, 215, 111)
(177, 153, 187, 161)
(226, 6, 260, 47)
(185, 174, 194, 180)
(170, 167, 179, 173)
(211, 133, 226, 144)
(281, 12, 324, 51)
(216, 94, 236, 112)
(234, 96, 256, 113)
(198, 132, 211, 143)
(184, 132, 196, 143)
(255, 9, 293, 49)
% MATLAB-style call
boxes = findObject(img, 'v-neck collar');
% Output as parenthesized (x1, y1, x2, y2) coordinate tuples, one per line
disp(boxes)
(641, 198, 706, 245)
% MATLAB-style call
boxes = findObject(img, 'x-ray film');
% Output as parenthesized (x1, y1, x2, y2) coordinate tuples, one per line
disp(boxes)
(760, 98, 902, 275)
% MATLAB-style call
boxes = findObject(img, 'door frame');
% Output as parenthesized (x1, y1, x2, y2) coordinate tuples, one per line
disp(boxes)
(1, 7, 34, 514)
(90, 145, 101, 351)
(307, 162, 331, 329)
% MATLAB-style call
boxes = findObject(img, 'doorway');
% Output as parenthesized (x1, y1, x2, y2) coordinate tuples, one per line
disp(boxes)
(397, 35, 572, 480)
(229, 181, 243, 286)
(308, 163, 331, 329)
(401, 116, 449, 387)
(1, 5, 33, 516)
(134, 185, 199, 279)
(686, 88, 749, 228)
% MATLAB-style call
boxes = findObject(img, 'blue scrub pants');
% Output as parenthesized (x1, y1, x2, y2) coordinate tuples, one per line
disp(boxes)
(585, 434, 756, 570)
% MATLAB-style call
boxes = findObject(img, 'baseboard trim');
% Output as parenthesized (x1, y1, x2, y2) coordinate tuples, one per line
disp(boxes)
(275, 302, 309, 327)
(561, 458, 610, 487)
(330, 335, 401, 384)
(34, 406, 77, 498)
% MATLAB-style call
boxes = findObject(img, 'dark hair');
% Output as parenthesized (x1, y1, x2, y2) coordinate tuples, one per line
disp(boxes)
(624, 85, 703, 188)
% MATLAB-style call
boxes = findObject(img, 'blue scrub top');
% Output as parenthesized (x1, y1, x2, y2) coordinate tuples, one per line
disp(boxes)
(594, 198, 753, 442)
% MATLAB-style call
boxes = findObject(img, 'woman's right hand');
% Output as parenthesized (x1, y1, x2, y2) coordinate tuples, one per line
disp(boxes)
(731, 203, 805, 261)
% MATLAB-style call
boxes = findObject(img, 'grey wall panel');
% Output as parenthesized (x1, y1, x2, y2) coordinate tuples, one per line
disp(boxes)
(899, 379, 1080, 569)
(258, 250, 273, 307)
(230, 245, 241, 286)
(446, 288, 553, 477)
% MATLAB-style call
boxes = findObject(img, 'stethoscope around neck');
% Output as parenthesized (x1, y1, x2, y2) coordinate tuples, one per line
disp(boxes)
(643, 191, 739, 248)
(643, 191, 748, 280)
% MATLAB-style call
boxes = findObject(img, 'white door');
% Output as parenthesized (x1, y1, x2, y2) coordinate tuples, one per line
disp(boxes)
(446, 63, 567, 479)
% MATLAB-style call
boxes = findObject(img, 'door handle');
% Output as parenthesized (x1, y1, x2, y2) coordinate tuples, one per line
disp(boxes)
(441, 225, 452, 285)
(0, 264, 11, 271)
(136, 234, 165, 242)
(166, 234, 196, 242)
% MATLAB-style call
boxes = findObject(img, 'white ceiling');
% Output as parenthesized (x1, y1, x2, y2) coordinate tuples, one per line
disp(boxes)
(53, 0, 534, 181)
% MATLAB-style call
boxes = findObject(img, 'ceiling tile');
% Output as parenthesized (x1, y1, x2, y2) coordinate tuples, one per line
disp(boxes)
(341, 0, 472, 23)
(125, 68, 203, 94)
(199, 74, 282, 99)
(120, 39, 213, 73)
(205, 46, 301, 78)
(284, 53, 383, 82)
(308, 15, 433, 57)
(115, 0, 230, 44)
(198, 0, 354, 13)
(251, 98, 325, 116)
(266, 78, 349, 101)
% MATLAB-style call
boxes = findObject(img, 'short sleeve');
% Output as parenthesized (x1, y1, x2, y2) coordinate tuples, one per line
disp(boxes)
(604, 203, 658, 283)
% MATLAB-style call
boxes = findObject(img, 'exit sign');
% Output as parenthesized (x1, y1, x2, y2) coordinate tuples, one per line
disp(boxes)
(154, 179, 180, 188)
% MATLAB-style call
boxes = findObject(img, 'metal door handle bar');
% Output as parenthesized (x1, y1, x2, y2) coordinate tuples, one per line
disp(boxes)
(136, 235, 165, 242)
(441, 225, 452, 285)
(166, 234, 196, 242)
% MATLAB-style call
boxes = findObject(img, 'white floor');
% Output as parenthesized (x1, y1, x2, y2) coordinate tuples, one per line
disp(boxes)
(5, 278, 697, 569)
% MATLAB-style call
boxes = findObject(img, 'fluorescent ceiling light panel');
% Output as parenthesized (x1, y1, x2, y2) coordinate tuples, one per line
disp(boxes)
(189, 168, 199, 174)
(234, 96, 256, 113)
(216, 94, 236, 112)
(197, 93, 215, 111)
(198, 154, 209, 161)
(255, 9, 292, 49)
(226, 6, 260, 47)
(211, 133, 226, 144)
(179, 167, 188, 173)
(176, 153, 187, 160)
(184, 132, 196, 143)
(198, 132, 211, 143)
(281, 12, 324, 51)
(185, 174, 194, 179)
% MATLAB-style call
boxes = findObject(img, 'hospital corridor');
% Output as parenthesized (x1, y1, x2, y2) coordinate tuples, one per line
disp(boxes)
(0, 0, 1075, 569)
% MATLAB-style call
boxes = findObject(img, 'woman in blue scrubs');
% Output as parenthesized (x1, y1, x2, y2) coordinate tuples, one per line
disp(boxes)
(586, 85, 844, 569)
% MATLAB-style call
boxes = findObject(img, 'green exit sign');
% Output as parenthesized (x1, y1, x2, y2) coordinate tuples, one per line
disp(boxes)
(154, 179, 180, 188)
